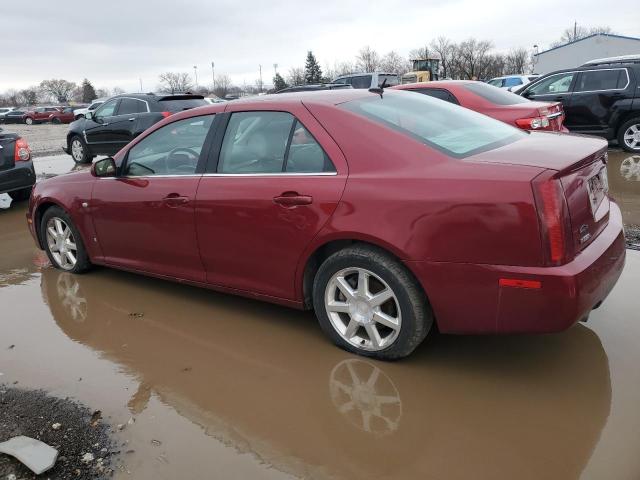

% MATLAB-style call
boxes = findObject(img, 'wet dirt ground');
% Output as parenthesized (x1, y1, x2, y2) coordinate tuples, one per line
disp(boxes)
(0, 152, 639, 479)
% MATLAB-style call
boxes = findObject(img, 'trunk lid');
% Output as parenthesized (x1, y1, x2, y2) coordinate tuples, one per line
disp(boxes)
(471, 132, 610, 257)
(0, 130, 17, 171)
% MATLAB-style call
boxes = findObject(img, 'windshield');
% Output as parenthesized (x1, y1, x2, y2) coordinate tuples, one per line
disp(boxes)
(463, 82, 530, 105)
(342, 91, 524, 158)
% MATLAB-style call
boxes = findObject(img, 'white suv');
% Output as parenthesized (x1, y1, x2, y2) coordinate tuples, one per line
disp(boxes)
(73, 98, 106, 120)
(487, 75, 540, 92)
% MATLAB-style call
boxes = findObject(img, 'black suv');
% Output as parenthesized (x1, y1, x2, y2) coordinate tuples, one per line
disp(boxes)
(0, 127, 35, 202)
(520, 55, 640, 152)
(63, 92, 208, 163)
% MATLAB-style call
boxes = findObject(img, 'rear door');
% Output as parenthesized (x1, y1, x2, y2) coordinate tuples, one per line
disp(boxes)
(108, 97, 150, 147)
(525, 71, 577, 122)
(195, 105, 348, 301)
(567, 68, 632, 135)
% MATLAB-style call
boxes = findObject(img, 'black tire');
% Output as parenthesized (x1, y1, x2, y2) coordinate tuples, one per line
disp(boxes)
(8, 187, 32, 202)
(75, 114, 84, 120)
(69, 135, 93, 164)
(313, 244, 433, 360)
(40, 206, 92, 274)
(618, 117, 640, 153)
(52, 117, 61, 124)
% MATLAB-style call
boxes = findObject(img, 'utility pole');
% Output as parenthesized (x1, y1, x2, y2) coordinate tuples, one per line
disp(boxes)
(193, 65, 198, 90)
(139, 78, 143, 93)
(259, 64, 263, 93)
(211, 61, 215, 88)
(574, 21, 577, 41)
(273, 63, 278, 77)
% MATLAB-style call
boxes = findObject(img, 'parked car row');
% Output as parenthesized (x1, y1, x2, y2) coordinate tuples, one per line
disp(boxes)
(0, 105, 89, 125)
(27, 87, 625, 361)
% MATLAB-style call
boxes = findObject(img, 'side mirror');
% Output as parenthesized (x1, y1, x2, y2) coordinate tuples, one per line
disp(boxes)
(91, 157, 116, 177)
(86, 111, 94, 121)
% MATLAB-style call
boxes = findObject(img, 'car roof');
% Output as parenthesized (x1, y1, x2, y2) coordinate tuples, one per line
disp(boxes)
(393, 80, 476, 90)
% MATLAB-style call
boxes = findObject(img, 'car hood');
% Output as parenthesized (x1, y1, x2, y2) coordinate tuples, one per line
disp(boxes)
(469, 131, 607, 172)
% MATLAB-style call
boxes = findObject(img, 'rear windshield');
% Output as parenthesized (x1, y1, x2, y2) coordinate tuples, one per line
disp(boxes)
(342, 91, 524, 157)
(159, 98, 208, 112)
(463, 82, 530, 105)
(378, 74, 399, 87)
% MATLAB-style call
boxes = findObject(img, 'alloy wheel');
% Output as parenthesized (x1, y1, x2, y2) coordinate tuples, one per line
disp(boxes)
(71, 139, 84, 162)
(45, 217, 78, 270)
(623, 124, 640, 150)
(325, 267, 402, 351)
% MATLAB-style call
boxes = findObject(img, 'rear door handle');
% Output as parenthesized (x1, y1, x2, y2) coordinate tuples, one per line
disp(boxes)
(163, 193, 190, 207)
(273, 192, 313, 207)
(128, 118, 135, 122)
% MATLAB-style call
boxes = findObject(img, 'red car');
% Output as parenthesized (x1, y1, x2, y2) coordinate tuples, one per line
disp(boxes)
(48, 106, 78, 124)
(23, 106, 63, 125)
(393, 81, 567, 132)
(26, 89, 625, 359)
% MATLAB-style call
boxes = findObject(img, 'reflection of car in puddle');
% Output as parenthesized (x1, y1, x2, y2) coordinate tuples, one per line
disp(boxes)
(330, 359, 401, 436)
(620, 155, 640, 181)
(41, 267, 612, 479)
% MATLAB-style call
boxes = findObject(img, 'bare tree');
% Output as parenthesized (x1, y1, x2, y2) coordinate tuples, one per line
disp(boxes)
(158, 72, 193, 94)
(324, 61, 355, 81)
(551, 24, 615, 48)
(39, 79, 77, 102)
(20, 88, 39, 106)
(286, 67, 305, 86)
(504, 48, 530, 74)
(112, 86, 125, 95)
(380, 51, 410, 75)
(451, 39, 493, 80)
(430, 36, 454, 78)
(355, 46, 380, 73)
(213, 74, 232, 98)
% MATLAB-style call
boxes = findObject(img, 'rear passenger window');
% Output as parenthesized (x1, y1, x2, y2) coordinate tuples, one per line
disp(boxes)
(415, 88, 458, 104)
(575, 69, 628, 92)
(117, 98, 146, 115)
(351, 75, 373, 89)
(504, 77, 523, 87)
(218, 112, 335, 174)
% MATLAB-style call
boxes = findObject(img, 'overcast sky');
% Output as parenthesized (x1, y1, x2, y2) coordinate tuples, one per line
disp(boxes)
(0, 0, 637, 92)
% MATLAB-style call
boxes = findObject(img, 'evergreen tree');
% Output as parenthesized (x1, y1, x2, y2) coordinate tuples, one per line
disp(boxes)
(81, 79, 97, 103)
(304, 51, 323, 84)
(273, 73, 288, 91)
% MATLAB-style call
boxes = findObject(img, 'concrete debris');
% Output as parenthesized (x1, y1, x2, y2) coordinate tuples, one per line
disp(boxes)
(0, 436, 58, 475)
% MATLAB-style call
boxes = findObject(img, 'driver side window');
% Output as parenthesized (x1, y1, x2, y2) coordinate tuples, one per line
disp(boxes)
(124, 115, 215, 177)
(528, 73, 575, 95)
(94, 99, 118, 120)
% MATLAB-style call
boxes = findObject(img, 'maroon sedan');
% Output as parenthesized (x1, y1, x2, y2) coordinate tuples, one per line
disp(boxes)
(48, 107, 78, 124)
(393, 81, 567, 132)
(27, 89, 625, 359)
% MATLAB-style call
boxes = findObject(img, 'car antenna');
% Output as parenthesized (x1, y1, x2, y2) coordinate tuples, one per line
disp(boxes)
(368, 78, 388, 98)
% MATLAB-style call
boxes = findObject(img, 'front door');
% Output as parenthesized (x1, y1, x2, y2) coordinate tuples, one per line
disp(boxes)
(91, 114, 217, 282)
(84, 98, 122, 155)
(525, 71, 576, 126)
(195, 107, 348, 301)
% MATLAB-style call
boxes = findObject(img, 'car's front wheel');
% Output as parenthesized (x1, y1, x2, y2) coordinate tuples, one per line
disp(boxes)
(619, 117, 640, 153)
(51, 117, 61, 124)
(24, 117, 33, 125)
(41, 206, 92, 274)
(69, 135, 93, 164)
(313, 245, 433, 360)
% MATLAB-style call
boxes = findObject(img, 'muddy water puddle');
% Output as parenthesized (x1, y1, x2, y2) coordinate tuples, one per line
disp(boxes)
(0, 152, 639, 479)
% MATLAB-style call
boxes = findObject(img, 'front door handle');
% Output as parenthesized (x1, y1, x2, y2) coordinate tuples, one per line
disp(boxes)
(163, 193, 190, 207)
(128, 118, 135, 121)
(273, 192, 313, 207)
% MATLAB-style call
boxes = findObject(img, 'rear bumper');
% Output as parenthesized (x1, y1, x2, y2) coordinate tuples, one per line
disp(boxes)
(408, 202, 626, 334)
(0, 161, 36, 194)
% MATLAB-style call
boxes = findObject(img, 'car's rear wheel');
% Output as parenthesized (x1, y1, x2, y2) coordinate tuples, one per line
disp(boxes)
(313, 245, 433, 360)
(75, 114, 84, 120)
(41, 206, 92, 274)
(69, 135, 92, 164)
(619, 117, 640, 153)
(52, 117, 61, 124)
(8, 187, 32, 202)
(24, 117, 33, 125)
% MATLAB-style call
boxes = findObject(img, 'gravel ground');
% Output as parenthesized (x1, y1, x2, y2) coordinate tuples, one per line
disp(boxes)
(0, 386, 118, 479)
(1, 124, 68, 158)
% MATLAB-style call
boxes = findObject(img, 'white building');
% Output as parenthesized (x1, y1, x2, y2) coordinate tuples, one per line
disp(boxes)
(533, 33, 640, 74)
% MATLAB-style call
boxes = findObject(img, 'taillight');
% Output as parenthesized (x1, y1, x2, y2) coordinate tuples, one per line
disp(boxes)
(532, 171, 573, 266)
(14, 138, 31, 162)
(515, 116, 550, 130)
(161, 111, 171, 118)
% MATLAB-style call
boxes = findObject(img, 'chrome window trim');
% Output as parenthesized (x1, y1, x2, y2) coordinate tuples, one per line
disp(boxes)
(98, 172, 338, 180)
(572, 68, 630, 94)
(116, 97, 151, 113)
